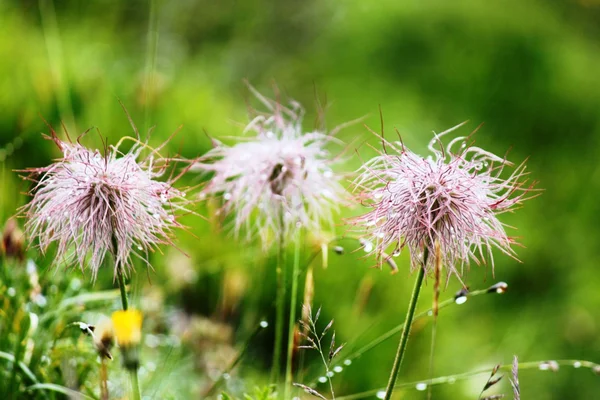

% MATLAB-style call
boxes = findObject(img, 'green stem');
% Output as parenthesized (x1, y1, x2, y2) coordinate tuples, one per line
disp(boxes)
(284, 232, 302, 398)
(131, 371, 141, 400)
(113, 235, 141, 400)
(117, 268, 129, 311)
(271, 215, 287, 384)
(383, 248, 428, 400)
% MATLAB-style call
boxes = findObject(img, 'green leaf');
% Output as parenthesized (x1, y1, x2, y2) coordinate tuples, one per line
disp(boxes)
(28, 383, 97, 399)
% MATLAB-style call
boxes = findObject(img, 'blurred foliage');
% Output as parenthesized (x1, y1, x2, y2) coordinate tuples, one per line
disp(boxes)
(1, 0, 600, 398)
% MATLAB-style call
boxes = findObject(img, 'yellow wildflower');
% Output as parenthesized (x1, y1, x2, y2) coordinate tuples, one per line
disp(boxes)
(111, 310, 143, 347)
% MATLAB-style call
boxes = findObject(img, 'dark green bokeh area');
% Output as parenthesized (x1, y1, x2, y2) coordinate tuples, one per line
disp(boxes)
(1, 0, 600, 398)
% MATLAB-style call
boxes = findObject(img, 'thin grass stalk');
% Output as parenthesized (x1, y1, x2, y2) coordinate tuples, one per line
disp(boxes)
(337, 359, 600, 400)
(271, 213, 287, 384)
(296, 264, 315, 385)
(284, 231, 302, 398)
(383, 248, 429, 400)
(316, 332, 336, 400)
(7, 312, 28, 400)
(143, 0, 158, 133)
(38, 0, 76, 132)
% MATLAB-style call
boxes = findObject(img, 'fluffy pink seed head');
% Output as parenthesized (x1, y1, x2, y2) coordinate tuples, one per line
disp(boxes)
(196, 92, 345, 247)
(21, 130, 189, 281)
(354, 123, 534, 277)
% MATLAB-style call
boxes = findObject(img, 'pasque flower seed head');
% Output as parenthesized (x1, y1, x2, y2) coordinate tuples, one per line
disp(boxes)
(354, 122, 536, 277)
(22, 125, 190, 281)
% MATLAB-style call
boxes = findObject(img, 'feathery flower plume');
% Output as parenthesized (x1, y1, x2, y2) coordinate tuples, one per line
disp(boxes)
(195, 87, 346, 246)
(21, 122, 191, 281)
(354, 122, 535, 277)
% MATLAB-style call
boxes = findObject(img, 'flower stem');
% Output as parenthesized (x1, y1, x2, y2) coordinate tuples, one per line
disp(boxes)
(131, 370, 141, 400)
(117, 268, 129, 311)
(284, 232, 302, 398)
(271, 215, 287, 384)
(100, 358, 109, 400)
(383, 249, 428, 400)
(113, 235, 141, 400)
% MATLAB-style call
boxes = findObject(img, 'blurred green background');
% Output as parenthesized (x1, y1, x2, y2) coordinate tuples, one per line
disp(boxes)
(1, 0, 600, 398)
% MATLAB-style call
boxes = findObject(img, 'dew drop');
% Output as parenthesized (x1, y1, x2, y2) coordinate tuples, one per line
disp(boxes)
(260, 321, 268, 328)
(326, 371, 334, 377)
(573, 361, 582, 368)
(343, 359, 352, 366)
(455, 296, 468, 305)
(145, 334, 160, 348)
(321, 189, 333, 198)
(35, 294, 47, 307)
(427, 310, 433, 316)
(223, 193, 232, 201)
(318, 376, 327, 383)
(153, 213, 160, 219)
(70, 278, 82, 291)
(137, 246, 143, 251)
(333, 366, 343, 373)
(415, 382, 427, 391)
(363, 243, 374, 253)
(7, 287, 16, 297)
(376, 391, 385, 399)
(147, 361, 157, 372)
